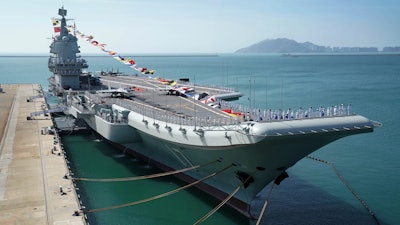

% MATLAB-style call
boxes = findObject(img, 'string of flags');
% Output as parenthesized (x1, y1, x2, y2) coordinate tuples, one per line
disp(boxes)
(75, 29, 156, 76)
(51, 18, 155, 76)
(50, 19, 225, 113)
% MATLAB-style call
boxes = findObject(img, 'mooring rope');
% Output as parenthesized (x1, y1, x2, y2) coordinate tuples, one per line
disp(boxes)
(86, 163, 234, 213)
(255, 181, 275, 225)
(193, 170, 257, 225)
(73, 159, 219, 182)
(193, 186, 241, 225)
(307, 155, 380, 225)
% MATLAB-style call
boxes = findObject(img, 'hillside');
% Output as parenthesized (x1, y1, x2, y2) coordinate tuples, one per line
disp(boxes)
(235, 38, 386, 53)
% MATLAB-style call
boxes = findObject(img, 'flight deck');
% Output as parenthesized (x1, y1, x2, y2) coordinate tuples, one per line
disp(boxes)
(94, 75, 244, 126)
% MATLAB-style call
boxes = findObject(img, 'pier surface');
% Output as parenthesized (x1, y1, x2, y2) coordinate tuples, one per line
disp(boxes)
(0, 84, 83, 225)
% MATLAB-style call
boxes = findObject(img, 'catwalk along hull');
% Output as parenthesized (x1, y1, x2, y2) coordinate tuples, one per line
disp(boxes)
(67, 101, 375, 217)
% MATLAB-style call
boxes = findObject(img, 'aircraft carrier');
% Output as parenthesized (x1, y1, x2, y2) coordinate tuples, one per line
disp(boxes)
(47, 6, 380, 218)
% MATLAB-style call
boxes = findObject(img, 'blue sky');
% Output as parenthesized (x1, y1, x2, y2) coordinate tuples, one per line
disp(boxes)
(0, 0, 399, 54)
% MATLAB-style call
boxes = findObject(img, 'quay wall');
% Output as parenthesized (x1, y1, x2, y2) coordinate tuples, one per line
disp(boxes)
(0, 84, 84, 225)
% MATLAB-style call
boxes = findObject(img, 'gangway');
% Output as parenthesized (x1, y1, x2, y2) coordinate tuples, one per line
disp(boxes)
(28, 107, 66, 118)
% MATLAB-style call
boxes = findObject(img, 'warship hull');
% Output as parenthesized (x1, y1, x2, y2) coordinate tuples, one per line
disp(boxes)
(67, 103, 375, 217)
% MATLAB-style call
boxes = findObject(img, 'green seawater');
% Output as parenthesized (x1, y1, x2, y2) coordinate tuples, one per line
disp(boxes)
(62, 134, 248, 225)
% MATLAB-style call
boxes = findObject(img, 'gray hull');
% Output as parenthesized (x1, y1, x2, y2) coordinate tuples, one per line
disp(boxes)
(68, 104, 375, 217)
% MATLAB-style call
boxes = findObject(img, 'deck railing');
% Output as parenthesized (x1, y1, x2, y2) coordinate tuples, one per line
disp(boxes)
(219, 101, 353, 122)
(74, 91, 354, 128)
(101, 98, 241, 127)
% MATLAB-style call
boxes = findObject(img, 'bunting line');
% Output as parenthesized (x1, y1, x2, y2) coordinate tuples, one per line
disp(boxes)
(50, 19, 222, 110)
(73, 28, 156, 76)
(50, 17, 156, 76)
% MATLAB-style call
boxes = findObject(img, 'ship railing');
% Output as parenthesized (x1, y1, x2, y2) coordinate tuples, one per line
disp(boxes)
(84, 94, 354, 127)
(219, 100, 354, 123)
(102, 98, 242, 127)
(50, 69, 84, 75)
(144, 111, 241, 127)
(98, 96, 355, 127)
(48, 57, 88, 65)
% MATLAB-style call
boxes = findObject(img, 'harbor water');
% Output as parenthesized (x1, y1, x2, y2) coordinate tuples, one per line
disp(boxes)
(0, 54, 399, 224)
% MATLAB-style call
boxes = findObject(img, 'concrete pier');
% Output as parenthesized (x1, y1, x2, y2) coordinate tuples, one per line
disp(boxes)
(0, 84, 84, 225)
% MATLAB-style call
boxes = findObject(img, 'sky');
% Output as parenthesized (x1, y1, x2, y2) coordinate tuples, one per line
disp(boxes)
(0, 0, 399, 54)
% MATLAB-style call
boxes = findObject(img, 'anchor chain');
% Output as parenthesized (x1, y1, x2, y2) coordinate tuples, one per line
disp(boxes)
(307, 155, 380, 225)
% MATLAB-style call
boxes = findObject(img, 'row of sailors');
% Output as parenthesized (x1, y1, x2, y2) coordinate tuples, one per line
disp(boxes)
(242, 104, 352, 122)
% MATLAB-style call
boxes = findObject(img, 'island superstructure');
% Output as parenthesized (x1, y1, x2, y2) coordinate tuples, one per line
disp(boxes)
(48, 7, 88, 93)
(48, 7, 380, 217)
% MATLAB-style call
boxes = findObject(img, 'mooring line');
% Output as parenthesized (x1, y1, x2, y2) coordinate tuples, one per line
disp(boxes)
(193, 170, 257, 225)
(86, 163, 234, 213)
(255, 181, 276, 225)
(307, 155, 380, 225)
(193, 186, 241, 225)
(72, 159, 219, 182)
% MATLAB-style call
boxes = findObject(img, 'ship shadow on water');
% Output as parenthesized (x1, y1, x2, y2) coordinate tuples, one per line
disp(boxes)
(251, 175, 387, 225)
(62, 133, 385, 225)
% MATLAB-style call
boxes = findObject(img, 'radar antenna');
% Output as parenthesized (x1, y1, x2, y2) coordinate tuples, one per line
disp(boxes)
(58, 6, 67, 17)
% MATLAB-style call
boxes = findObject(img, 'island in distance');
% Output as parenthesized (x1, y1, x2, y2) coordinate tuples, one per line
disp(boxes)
(235, 38, 400, 54)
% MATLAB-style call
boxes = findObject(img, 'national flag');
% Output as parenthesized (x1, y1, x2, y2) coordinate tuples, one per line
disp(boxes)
(54, 27, 61, 33)
(52, 18, 59, 26)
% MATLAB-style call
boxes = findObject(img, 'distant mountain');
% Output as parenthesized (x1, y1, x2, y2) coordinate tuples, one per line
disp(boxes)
(234, 38, 391, 53)
(235, 38, 325, 53)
